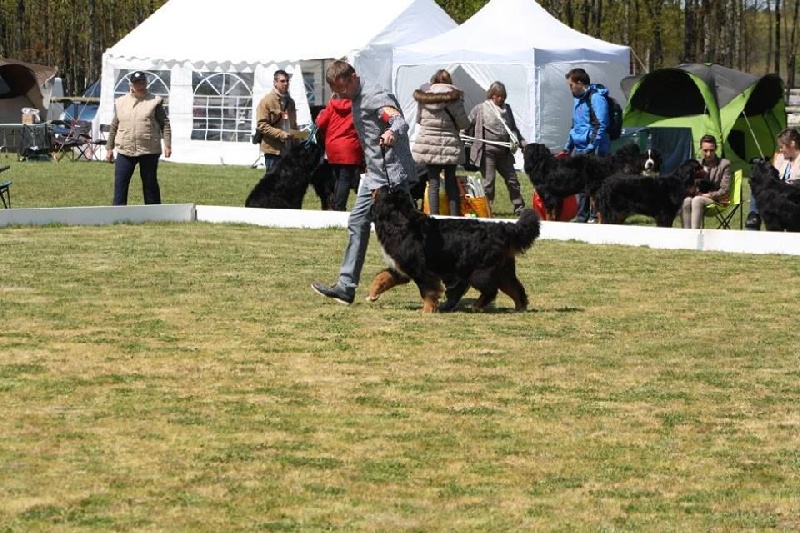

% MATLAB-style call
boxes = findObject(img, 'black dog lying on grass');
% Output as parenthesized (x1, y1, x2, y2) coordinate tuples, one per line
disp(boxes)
(245, 138, 330, 210)
(595, 159, 704, 227)
(367, 186, 541, 313)
(749, 159, 800, 232)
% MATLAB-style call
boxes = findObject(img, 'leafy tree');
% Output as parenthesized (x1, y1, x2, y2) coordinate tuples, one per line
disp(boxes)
(0, 0, 796, 98)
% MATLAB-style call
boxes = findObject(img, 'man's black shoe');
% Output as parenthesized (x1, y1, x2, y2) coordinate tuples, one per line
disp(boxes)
(311, 282, 354, 305)
(745, 213, 761, 231)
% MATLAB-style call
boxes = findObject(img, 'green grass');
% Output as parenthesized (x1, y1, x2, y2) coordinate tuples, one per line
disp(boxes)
(0, 151, 750, 226)
(0, 152, 794, 530)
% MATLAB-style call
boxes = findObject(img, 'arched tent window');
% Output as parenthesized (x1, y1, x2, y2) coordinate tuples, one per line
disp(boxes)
(113, 70, 171, 113)
(191, 72, 253, 143)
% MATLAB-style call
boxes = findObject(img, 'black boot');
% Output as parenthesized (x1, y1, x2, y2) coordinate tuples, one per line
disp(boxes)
(745, 213, 761, 231)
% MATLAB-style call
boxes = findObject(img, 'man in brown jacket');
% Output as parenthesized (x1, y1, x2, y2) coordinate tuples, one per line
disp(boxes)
(256, 69, 297, 172)
(106, 71, 171, 205)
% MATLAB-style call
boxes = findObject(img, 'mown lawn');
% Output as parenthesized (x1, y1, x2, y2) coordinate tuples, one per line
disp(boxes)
(1, 209, 798, 529)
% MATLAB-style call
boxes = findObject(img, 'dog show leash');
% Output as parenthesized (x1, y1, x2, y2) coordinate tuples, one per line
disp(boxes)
(380, 142, 398, 193)
(459, 134, 515, 150)
(302, 123, 319, 147)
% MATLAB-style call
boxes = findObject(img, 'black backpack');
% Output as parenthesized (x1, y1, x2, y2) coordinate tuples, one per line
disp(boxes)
(586, 84, 623, 140)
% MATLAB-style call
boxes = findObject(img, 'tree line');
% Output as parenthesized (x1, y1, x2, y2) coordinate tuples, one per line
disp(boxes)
(0, 0, 798, 96)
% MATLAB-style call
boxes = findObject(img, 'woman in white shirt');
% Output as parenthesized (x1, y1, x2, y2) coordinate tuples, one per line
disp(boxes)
(746, 127, 800, 230)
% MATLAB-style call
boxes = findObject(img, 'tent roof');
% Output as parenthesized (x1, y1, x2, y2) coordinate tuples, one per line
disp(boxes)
(394, 0, 629, 64)
(0, 59, 58, 112)
(621, 63, 780, 108)
(0, 59, 58, 88)
(104, 0, 457, 66)
(620, 63, 783, 116)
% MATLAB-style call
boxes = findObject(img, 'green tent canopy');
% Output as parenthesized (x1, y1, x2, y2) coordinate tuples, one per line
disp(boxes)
(621, 63, 786, 174)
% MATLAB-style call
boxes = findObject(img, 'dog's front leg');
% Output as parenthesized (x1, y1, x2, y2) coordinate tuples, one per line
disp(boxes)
(418, 276, 443, 313)
(366, 268, 410, 301)
(421, 293, 439, 313)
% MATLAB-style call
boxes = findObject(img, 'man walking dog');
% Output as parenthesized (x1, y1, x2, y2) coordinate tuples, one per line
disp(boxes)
(311, 60, 416, 305)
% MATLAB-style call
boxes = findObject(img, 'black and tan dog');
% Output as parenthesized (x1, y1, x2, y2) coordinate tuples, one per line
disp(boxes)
(595, 159, 704, 227)
(523, 143, 661, 221)
(367, 186, 541, 313)
(749, 159, 800, 232)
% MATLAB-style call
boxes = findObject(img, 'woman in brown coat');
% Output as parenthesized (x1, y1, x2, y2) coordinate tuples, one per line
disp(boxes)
(411, 69, 470, 215)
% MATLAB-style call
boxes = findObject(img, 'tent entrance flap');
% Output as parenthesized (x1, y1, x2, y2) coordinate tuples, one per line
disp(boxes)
(629, 70, 710, 117)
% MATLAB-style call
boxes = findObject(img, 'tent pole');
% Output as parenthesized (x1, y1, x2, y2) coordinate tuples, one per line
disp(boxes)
(741, 111, 765, 159)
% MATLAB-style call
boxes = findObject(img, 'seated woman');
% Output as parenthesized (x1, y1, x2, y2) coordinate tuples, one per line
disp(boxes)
(746, 127, 800, 230)
(680, 134, 731, 229)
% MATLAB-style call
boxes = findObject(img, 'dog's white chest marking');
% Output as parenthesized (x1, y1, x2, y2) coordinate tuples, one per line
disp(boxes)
(378, 242, 408, 277)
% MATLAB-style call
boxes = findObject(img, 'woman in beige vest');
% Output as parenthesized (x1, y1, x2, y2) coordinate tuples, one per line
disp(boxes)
(105, 71, 171, 205)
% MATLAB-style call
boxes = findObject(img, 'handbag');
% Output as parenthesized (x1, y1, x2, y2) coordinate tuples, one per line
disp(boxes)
(422, 178, 452, 215)
(251, 129, 262, 144)
(423, 175, 491, 218)
(457, 175, 492, 218)
(443, 107, 477, 171)
(487, 101, 519, 154)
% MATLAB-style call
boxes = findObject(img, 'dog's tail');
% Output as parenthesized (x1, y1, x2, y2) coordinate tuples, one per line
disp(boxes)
(509, 209, 541, 252)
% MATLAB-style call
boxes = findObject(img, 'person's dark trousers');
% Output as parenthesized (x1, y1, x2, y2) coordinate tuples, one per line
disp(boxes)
(745, 192, 761, 230)
(426, 164, 460, 216)
(575, 193, 591, 223)
(331, 164, 359, 211)
(573, 147, 604, 223)
(113, 153, 162, 206)
(264, 154, 280, 174)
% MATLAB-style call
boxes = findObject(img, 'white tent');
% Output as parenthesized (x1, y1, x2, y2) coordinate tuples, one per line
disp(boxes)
(392, 0, 631, 163)
(97, 0, 456, 165)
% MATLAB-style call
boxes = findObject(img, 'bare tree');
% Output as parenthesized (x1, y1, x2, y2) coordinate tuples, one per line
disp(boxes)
(775, 0, 783, 75)
(684, 0, 698, 62)
(787, 0, 800, 88)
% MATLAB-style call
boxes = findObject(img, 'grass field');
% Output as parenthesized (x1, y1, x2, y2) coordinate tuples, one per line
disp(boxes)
(0, 151, 750, 225)
(2, 153, 798, 530)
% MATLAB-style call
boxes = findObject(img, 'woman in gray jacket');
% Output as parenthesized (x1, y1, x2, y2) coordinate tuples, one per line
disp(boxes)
(467, 81, 526, 216)
(412, 69, 470, 215)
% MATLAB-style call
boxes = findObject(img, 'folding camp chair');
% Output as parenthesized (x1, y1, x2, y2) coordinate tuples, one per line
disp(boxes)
(0, 165, 11, 208)
(704, 169, 743, 229)
(53, 120, 92, 161)
(90, 124, 111, 161)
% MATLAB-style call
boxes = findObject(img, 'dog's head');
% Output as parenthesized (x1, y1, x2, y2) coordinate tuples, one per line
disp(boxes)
(610, 144, 661, 176)
(523, 143, 555, 177)
(641, 149, 662, 177)
(750, 159, 779, 182)
(371, 186, 416, 217)
(281, 138, 324, 174)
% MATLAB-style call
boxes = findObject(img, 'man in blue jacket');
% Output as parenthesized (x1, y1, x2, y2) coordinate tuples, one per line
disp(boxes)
(560, 68, 610, 223)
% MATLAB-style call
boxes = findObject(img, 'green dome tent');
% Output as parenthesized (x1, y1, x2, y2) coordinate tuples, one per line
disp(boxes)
(621, 63, 785, 174)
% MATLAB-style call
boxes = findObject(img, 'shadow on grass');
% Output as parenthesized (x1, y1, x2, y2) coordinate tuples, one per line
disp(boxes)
(391, 299, 584, 314)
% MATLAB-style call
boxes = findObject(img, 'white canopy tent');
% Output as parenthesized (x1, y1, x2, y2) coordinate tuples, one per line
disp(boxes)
(97, 0, 456, 165)
(392, 0, 631, 165)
